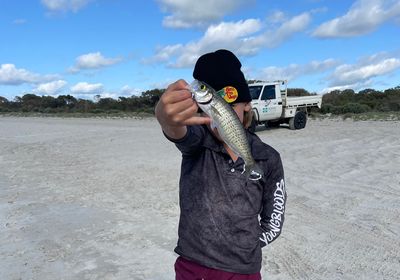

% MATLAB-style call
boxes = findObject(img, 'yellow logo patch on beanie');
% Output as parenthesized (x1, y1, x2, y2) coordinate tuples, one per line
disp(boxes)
(218, 86, 238, 103)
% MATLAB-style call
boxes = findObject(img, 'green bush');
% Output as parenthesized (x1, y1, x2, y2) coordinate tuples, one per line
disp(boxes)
(321, 103, 333, 114)
(342, 103, 370, 114)
(42, 107, 57, 113)
(90, 109, 105, 114)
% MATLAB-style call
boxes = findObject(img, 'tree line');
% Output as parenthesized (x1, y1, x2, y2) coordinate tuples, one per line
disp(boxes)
(320, 87, 400, 114)
(0, 89, 163, 114)
(0, 86, 399, 115)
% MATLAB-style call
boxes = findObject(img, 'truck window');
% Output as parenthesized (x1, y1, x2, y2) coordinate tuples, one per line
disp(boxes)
(249, 86, 262, 100)
(261, 85, 276, 100)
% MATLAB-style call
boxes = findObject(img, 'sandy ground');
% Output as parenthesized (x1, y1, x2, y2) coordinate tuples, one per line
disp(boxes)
(0, 116, 399, 280)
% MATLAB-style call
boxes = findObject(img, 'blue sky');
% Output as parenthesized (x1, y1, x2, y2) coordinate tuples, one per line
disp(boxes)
(1, 0, 400, 100)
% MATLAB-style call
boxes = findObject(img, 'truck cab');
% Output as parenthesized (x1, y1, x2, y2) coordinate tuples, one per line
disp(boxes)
(249, 81, 285, 122)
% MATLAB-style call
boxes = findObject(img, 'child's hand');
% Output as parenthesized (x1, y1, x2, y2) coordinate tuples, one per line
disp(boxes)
(155, 80, 210, 130)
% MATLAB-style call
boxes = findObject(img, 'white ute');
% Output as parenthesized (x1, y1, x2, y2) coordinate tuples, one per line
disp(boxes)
(249, 80, 322, 131)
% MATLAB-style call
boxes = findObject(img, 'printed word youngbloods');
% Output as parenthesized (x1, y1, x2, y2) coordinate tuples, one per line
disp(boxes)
(260, 179, 286, 245)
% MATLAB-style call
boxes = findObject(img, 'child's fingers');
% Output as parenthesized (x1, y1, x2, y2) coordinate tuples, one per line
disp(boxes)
(166, 98, 197, 118)
(163, 89, 192, 104)
(162, 80, 192, 104)
(183, 116, 211, 126)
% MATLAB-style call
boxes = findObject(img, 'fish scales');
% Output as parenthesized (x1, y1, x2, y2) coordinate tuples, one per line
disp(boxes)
(189, 79, 262, 180)
(209, 94, 254, 165)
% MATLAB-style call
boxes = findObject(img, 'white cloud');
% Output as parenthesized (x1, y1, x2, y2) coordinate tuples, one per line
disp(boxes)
(0, 64, 59, 85)
(143, 44, 184, 64)
(328, 56, 400, 86)
(157, 0, 252, 28)
(68, 87, 138, 100)
(41, 0, 94, 13)
(148, 12, 311, 68)
(144, 19, 261, 67)
(238, 12, 311, 54)
(258, 52, 400, 93)
(34, 80, 67, 95)
(150, 79, 179, 90)
(314, 52, 400, 92)
(266, 11, 287, 24)
(320, 79, 378, 93)
(120, 85, 142, 96)
(257, 59, 339, 81)
(70, 82, 103, 94)
(95, 92, 119, 100)
(262, 12, 311, 48)
(68, 52, 122, 73)
(321, 84, 364, 93)
(313, 0, 400, 38)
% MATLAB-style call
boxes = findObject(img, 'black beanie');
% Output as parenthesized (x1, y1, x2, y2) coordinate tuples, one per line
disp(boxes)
(193, 49, 251, 104)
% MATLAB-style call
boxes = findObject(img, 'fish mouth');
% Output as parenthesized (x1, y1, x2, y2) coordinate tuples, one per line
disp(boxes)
(197, 98, 212, 105)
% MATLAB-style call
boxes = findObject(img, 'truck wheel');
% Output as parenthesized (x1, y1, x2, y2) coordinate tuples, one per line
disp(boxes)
(289, 111, 307, 130)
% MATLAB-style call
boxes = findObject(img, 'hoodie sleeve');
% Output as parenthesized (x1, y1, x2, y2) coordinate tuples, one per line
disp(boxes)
(163, 125, 206, 156)
(259, 154, 286, 247)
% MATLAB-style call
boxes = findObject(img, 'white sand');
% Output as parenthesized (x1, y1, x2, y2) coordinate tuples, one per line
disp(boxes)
(0, 116, 399, 280)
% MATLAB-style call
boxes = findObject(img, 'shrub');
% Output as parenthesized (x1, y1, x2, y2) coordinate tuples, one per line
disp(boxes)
(342, 103, 370, 114)
(321, 103, 333, 114)
(90, 109, 105, 114)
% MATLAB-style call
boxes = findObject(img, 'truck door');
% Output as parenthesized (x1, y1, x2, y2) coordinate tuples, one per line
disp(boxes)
(258, 85, 282, 120)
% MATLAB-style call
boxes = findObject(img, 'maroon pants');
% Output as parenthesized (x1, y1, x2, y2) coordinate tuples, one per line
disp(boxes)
(175, 257, 262, 280)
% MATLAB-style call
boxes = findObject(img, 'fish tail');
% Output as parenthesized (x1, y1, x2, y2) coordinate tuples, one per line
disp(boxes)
(242, 163, 263, 181)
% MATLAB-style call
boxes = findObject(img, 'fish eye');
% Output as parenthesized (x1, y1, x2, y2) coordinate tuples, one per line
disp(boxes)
(200, 84, 207, 91)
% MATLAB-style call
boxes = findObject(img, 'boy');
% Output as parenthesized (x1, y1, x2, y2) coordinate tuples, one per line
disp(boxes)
(155, 49, 286, 280)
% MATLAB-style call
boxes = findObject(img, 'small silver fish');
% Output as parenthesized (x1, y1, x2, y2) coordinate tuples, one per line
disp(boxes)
(189, 80, 262, 181)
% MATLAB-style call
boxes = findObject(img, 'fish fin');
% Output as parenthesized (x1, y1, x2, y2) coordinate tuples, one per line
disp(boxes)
(243, 163, 263, 181)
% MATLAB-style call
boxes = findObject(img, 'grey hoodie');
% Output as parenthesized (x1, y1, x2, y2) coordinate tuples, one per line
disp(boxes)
(165, 125, 286, 274)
